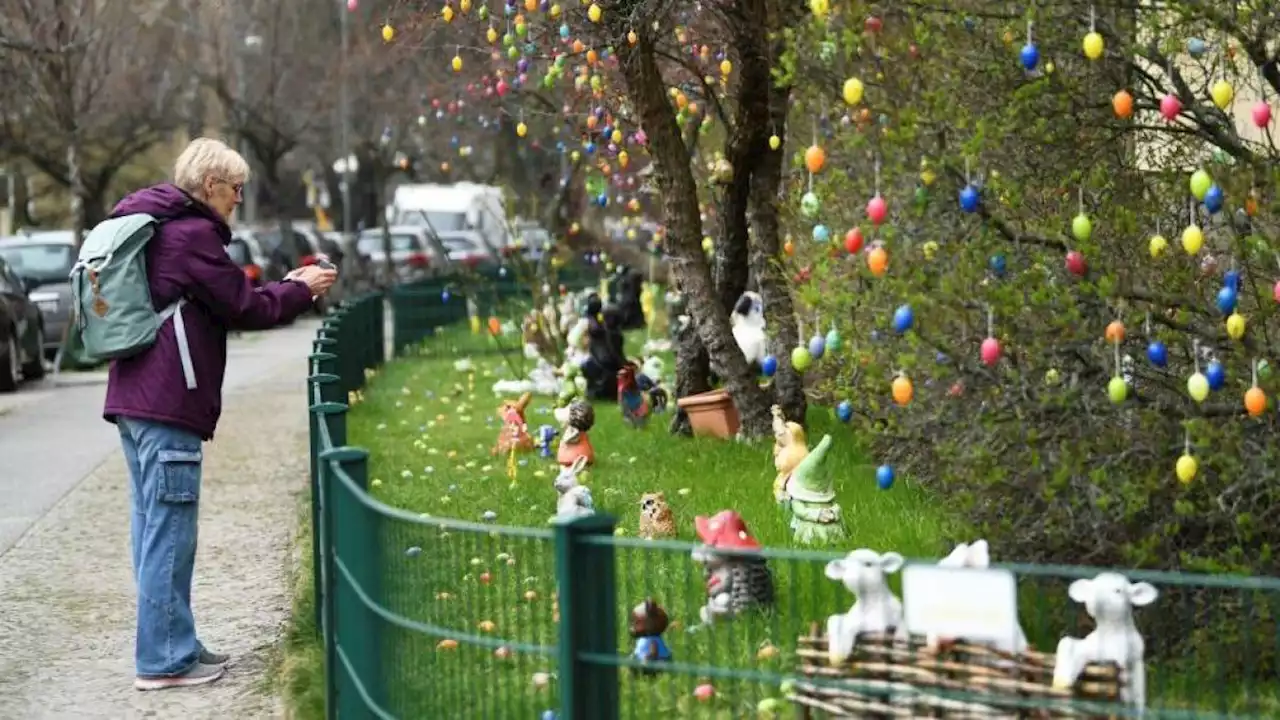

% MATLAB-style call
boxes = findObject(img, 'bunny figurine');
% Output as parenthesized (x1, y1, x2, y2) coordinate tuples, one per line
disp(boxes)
(552, 456, 594, 522)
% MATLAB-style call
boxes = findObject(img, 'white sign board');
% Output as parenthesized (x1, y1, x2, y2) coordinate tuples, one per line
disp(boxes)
(902, 565, 1021, 645)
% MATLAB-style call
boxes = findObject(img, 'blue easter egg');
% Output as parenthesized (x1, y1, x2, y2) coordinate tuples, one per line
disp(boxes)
(959, 184, 980, 212)
(761, 354, 778, 377)
(1187, 38, 1207, 57)
(935, 351, 949, 364)
(585, 142, 597, 154)
(559, 24, 570, 38)
(1146, 341, 1168, 367)
(1203, 184, 1224, 214)
(1019, 43, 1040, 70)
(1206, 360, 1226, 390)
(1216, 285, 1238, 314)
(989, 254, 1007, 277)
(963, 17, 976, 31)
(892, 305, 914, 334)
(812, 224, 831, 242)
(542, 712, 557, 720)
(808, 335, 826, 359)
(875, 465, 895, 490)
(1224, 269, 1242, 291)
(836, 400, 853, 422)
(441, 290, 451, 302)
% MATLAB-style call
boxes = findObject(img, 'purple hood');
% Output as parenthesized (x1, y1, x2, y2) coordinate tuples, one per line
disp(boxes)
(103, 184, 314, 440)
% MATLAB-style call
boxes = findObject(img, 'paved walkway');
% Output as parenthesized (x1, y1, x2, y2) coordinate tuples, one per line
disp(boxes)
(0, 320, 320, 719)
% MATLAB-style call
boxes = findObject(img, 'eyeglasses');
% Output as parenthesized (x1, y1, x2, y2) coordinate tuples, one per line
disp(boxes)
(216, 178, 244, 198)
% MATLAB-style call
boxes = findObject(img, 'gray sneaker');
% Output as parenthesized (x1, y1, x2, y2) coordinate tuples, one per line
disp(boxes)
(134, 662, 225, 691)
(199, 648, 230, 665)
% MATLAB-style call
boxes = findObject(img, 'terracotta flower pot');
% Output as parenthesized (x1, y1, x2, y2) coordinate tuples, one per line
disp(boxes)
(676, 389, 740, 439)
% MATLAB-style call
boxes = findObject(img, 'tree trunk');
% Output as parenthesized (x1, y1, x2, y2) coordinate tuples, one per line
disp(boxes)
(667, 285, 712, 436)
(613, 25, 773, 439)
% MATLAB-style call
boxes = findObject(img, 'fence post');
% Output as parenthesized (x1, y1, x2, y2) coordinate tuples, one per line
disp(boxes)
(309, 401, 348, 641)
(320, 446, 385, 719)
(389, 286, 404, 357)
(554, 514, 620, 720)
(372, 292, 386, 368)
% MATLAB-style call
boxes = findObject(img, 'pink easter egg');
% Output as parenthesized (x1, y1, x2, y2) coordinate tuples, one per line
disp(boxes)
(866, 195, 888, 225)
(346, 0, 358, 10)
(1273, 279, 1280, 303)
(980, 337, 1001, 366)
(1159, 94, 1182, 121)
(693, 683, 715, 701)
(1252, 101, 1272, 128)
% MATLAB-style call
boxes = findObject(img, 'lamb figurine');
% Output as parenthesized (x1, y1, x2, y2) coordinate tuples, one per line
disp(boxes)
(824, 549, 907, 665)
(1052, 572, 1158, 713)
(551, 456, 594, 522)
(925, 540, 1029, 655)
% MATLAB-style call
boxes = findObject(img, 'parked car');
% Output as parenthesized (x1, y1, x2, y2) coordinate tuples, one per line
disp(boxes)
(437, 230, 493, 268)
(324, 231, 376, 295)
(227, 233, 270, 288)
(0, 252, 47, 390)
(0, 232, 74, 360)
(357, 226, 443, 284)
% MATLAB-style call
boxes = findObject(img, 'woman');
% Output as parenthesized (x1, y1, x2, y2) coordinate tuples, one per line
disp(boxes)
(104, 138, 337, 690)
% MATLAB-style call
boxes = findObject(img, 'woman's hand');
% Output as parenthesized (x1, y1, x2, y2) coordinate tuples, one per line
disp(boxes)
(286, 265, 338, 296)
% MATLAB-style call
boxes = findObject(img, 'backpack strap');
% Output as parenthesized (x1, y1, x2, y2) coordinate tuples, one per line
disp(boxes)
(157, 299, 197, 390)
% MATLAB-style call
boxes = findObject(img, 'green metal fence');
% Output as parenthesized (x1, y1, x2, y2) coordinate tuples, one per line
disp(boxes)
(308, 290, 1280, 719)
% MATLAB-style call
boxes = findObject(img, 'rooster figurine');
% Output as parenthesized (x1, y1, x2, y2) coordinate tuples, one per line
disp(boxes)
(618, 364, 650, 428)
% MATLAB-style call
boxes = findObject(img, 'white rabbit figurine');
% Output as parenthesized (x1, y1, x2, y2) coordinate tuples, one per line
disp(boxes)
(552, 456, 594, 521)
(925, 540, 1029, 654)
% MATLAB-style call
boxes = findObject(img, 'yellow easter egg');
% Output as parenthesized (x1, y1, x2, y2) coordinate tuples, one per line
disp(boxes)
(487, 26, 498, 44)
(1181, 224, 1203, 254)
(587, 2, 601, 22)
(382, 23, 394, 42)
(720, 59, 732, 76)
(768, 135, 781, 150)
(443, 5, 454, 21)
(1187, 372, 1209, 402)
(1175, 454, 1197, 484)
(1082, 31, 1104, 59)
(842, 77, 864, 106)
(1211, 80, 1234, 110)
(1148, 234, 1167, 258)
(516, 122, 528, 137)
(1226, 312, 1246, 339)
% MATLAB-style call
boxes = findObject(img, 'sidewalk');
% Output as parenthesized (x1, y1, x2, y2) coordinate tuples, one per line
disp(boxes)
(0, 321, 321, 719)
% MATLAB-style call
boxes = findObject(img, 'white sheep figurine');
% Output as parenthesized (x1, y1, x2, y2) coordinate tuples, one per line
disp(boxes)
(1052, 572, 1158, 712)
(824, 549, 907, 664)
(552, 456, 594, 521)
(925, 539, 1029, 655)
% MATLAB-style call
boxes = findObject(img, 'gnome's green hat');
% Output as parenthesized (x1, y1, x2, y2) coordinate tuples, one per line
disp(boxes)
(788, 434, 835, 503)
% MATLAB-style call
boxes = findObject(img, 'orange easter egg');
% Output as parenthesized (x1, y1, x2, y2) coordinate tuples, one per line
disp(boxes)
(1245, 386, 1266, 416)
(867, 246, 888, 276)
(892, 376, 914, 406)
(804, 145, 826, 173)
(1105, 320, 1125, 344)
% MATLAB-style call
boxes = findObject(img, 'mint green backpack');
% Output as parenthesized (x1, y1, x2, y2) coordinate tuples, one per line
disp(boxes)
(68, 214, 196, 389)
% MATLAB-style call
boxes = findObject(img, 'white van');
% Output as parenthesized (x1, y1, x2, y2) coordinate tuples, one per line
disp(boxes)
(389, 183, 509, 256)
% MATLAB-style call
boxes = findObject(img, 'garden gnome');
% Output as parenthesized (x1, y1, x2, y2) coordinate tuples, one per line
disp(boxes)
(629, 598, 672, 675)
(783, 435, 845, 545)
(771, 405, 809, 503)
(492, 392, 535, 456)
(691, 510, 775, 625)
(555, 399, 595, 467)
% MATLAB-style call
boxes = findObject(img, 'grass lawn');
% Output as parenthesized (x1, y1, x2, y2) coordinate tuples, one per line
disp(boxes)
(326, 325, 951, 719)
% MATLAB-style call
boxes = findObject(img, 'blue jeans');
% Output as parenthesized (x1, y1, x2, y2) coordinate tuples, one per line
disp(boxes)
(117, 416, 203, 677)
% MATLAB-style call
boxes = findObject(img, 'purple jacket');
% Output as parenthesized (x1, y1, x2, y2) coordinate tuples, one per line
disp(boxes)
(103, 184, 315, 440)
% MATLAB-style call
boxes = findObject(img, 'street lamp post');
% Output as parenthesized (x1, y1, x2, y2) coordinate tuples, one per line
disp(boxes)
(339, 0, 352, 235)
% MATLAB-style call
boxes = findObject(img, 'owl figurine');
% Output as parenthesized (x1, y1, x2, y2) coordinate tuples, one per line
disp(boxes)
(638, 492, 676, 539)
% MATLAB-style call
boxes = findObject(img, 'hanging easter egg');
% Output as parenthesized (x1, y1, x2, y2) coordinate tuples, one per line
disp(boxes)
(1206, 360, 1226, 390)
(842, 77, 864, 105)
(867, 246, 888, 276)
(587, 2, 602, 22)
(808, 334, 826, 360)
(812, 224, 830, 242)
(1160, 94, 1182, 121)
(443, 5, 455, 21)
(1175, 454, 1198, 484)
(809, 0, 829, 17)
(892, 305, 914, 334)
(1260, 359, 1273, 380)
(1187, 37, 1207, 57)
(922, 241, 939, 260)
(488, 316, 501, 334)
(768, 135, 781, 150)
(1149, 233, 1168, 257)
(1187, 372, 1209, 402)
(892, 375, 914, 406)
(1065, 250, 1087, 277)
(800, 192, 821, 218)
(980, 337, 1001, 366)
(1245, 386, 1267, 417)
(989, 254, 1007, 277)
(760, 354, 778, 377)
(1071, 213, 1092, 242)
(825, 328, 842, 352)
(804, 145, 826, 173)
(1225, 269, 1242, 291)
(1146, 340, 1168, 367)
(836, 400, 852, 422)
(1112, 90, 1134, 119)
(1252, 102, 1272, 128)
(382, 23, 395, 42)
(1210, 80, 1234, 110)
(1019, 42, 1039, 70)
(516, 122, 528, 138)
(875, 465, 894, 490)
(866, 195, 888, 225)
(843, 227, 864, 254)
(1226, 312, 1246, 340)
(1181, 224, 1203, 254)
(1216, 285, 1238, 314)
(1107, 376, 1128, 404)
(959, 184, 980, 213)
(791, 346, 813, 373)
(452, 55, 463, 72)
(1082, 31, 1104, 60)
(1203, 184, 1224, 214)
(346, 0, 358, 9)
(441, 289, 451, 302)
(1189, 169, 1212, 199)
(1105, 320, 1125, 344)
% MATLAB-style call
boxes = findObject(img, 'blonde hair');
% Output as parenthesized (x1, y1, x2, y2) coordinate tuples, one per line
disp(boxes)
(173, 138, 250, 196)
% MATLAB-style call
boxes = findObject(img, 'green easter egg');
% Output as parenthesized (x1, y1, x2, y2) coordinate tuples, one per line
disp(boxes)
(791, 346, 813, 373)
(800, 192, 821, 218)
(1190, 169, 1212, 200)
(1072, 213, 1092, 242)
(1107, 376, 1127, 404)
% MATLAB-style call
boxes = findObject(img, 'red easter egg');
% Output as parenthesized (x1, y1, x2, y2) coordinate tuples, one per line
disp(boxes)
(1065, 250, 1087, 277)
(980, 337, 1001, 366)
(1252, 102, 1272, 128)
(1273, 279, 1280, 303)
(867, 195, 888, 225)
(864, 16, 883, 33)
(1159, 94, 1182, 121)
(844, 227, 865, 254)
